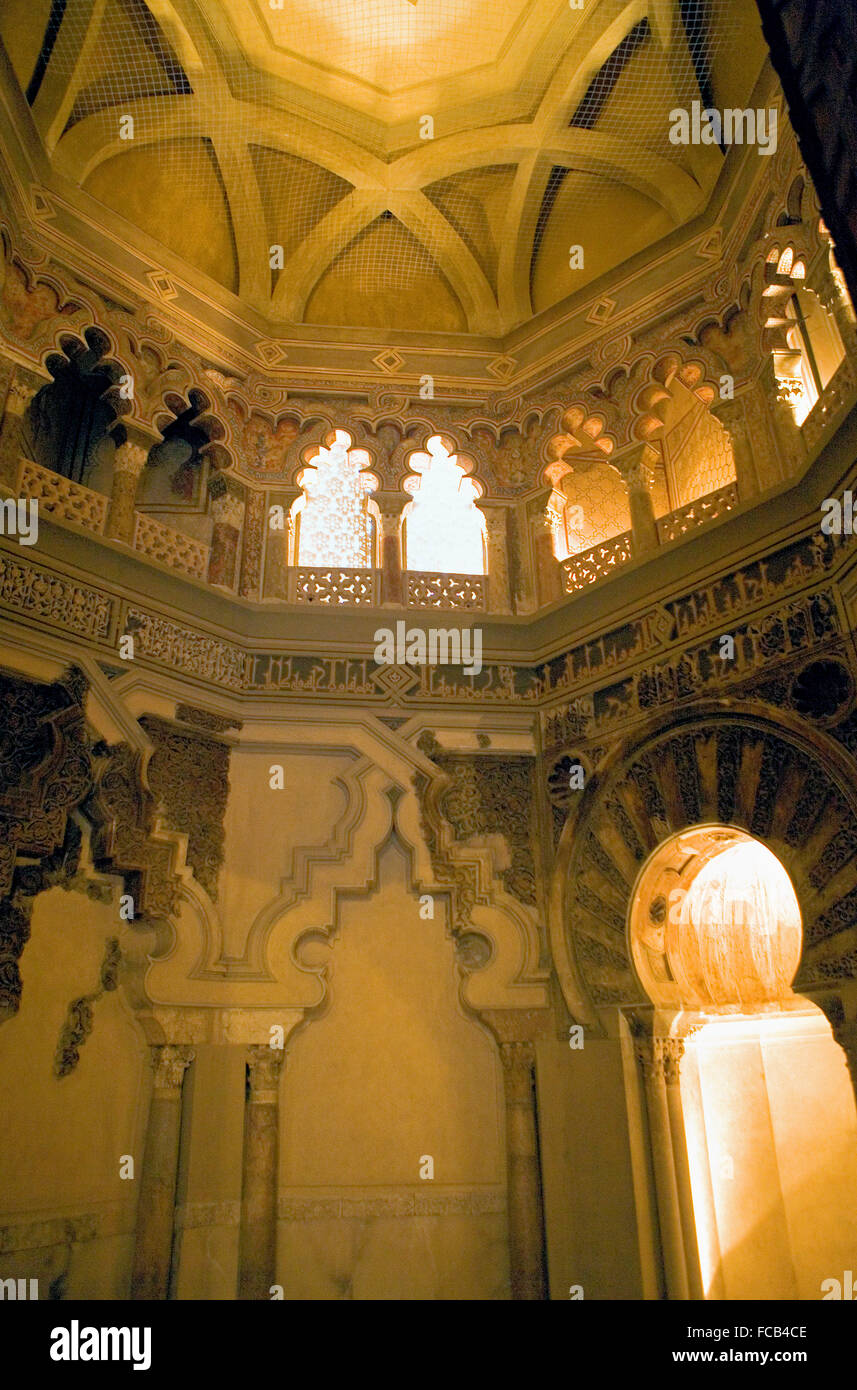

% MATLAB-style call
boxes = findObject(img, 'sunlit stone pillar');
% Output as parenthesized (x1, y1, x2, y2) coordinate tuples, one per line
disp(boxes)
(534, 490, 564, 606)
(107, 437, 150, 543)
(760, 358, 805, 481)
(498, 1040, 547, 1299)
(484, 507, 512, 613)
(208, 490, 245, 589)
(131, 1044, 194, 1300)
(237, 1045, 284, 1300)
(621, 444, 659, 556)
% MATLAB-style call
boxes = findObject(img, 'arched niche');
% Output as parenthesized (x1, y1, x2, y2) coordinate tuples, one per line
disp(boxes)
(25, 329, 123, 491)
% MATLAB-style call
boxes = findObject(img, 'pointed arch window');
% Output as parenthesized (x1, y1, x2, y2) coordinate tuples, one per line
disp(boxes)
(402, 436, 486, 574)
(290, 429, 379, 568)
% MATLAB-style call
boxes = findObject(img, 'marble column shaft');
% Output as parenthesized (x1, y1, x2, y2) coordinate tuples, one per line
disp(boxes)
(237, 1046, 284, 1300)
(130, 1044, 194, 1300)
(620, 444, 660, 555)
(637, 1037, 690, 1300)
(107, 440, 149, 543)
(500, 1041, 547, 1300)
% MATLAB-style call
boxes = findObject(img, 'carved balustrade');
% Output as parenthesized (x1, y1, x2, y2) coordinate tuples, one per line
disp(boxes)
(15, 458, 109, 534)
(405, 571, 487, 611)
(288, 567, 379, 605)
(132, 513, 210, 579)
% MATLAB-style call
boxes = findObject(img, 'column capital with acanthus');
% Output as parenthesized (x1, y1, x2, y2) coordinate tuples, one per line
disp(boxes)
(246, 1044, 285, 1101)
(150, 1043, 194, 1092)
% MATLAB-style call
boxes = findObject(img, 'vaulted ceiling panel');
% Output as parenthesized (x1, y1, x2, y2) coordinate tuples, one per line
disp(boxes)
(531, 171, 672, 313)
(305, 215, 466, 332)
(249, 145, 353, 274)
(83, 136, 238, 292)
(1, 0, 764, 336)
(424, 166, 516, 298)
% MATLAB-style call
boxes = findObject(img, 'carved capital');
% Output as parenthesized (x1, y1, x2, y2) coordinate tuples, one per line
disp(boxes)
(113, 441, 149, 478)
(150, 1044, 194, 1091)
(636, 1034, 685, 1084)
(246, 1044, 285, 1101)
(710, 395, 748, 444)
(4, 376, 41, 417)
(544, 488, 566, 542)
(210, 493, 246, 529)
(616, 441, 660, 493)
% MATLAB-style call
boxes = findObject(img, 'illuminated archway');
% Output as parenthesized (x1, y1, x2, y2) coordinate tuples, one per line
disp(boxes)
(629, 824, 857, 1300)
(630, 824, 802, 1014)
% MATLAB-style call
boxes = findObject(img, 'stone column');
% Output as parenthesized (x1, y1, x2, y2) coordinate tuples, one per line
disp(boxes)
(544, 489, 566, 557)
(621, 443, 660, 556)
(660, 1037, 704, 1299)
(711, 394, 761, 501)
(378, 497, 405, 605)
(208, 491, 245, 589)
(0, 372, 43, 486)
(759, 358, 805, 481)
(483, 506, 512, 613)
(533, 489, 564, 606)
(238, 489, 265, 599)
(636, 1034, 689, 1300)
(237, 1045, 284, 1300)
(498, 1040, 547, 1299)
(107, 438, 150, 543)
(131, 1044, 194, 1300)
(815, 263, 857, 348)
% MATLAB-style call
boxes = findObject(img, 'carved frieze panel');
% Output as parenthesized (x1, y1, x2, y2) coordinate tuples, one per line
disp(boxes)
(0, 549, 115, 640)
(0, 523, 852, 725)
(124, 607, 246, 691)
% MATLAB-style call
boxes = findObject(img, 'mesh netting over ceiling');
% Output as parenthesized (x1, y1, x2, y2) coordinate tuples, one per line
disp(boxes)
(13, 0, 759, 324)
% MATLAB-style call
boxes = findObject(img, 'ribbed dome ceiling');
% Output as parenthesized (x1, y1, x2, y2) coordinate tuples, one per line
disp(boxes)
(3, 0, 767, 334)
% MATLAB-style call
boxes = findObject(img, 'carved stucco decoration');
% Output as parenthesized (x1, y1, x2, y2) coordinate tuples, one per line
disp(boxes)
(552, 706, 857, 1027)
(139, 716, 231, 903)
(413, 734, 537, 922)
(0, 666, 92, 898)
(0, 667, 198, 1020)
(53, 936, 121, 1077)
(0, 816, 85, 1022)
(83, 743, 182, 920)
(433, 750, 537, 908)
